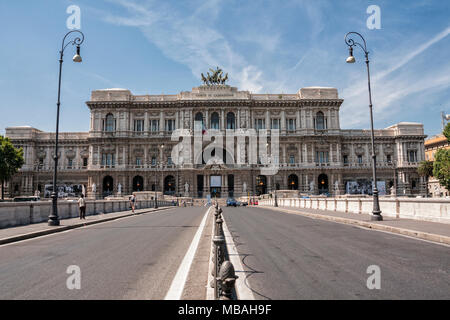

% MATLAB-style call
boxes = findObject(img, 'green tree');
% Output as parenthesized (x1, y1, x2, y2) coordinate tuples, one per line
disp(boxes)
(443, 122, 450, 141)
(418, 160, 434, 197)
(432, 126, 450, 192)
(0, 136, 25, 200)
(433, 148, 450, 191)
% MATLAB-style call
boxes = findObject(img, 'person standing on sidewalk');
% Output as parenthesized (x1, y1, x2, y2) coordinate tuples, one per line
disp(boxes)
(130, 194, 137, 214)
(78, 194, 86, 220)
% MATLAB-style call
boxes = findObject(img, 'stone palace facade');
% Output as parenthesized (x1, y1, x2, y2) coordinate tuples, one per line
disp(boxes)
(5, 84, 427, 199)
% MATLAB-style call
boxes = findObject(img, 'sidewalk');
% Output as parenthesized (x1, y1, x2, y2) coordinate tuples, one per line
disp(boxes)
(0, 206, 171, 245)
(260, 205, 450, 245)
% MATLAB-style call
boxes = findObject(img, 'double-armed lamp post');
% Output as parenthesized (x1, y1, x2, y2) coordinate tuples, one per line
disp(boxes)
(344, 31, 382, 221)
(48, 30, 85, 226)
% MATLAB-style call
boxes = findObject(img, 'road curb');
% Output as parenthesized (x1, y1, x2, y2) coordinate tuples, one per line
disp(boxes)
(260, 206, 450, 246)
(0, 207, 171, 246)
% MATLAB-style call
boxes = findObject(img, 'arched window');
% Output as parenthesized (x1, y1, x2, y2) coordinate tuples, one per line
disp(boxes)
(103, 176, 114, 196)
(211, 112, 220, 129)
(164, 175, 176, 195)
(133, 175, 144, 192)
(288, 174, 299, 190)
(315, 111, 325, 130)
(194, 112, 204, 131)
(105, 113, 115, 132)
(226, 112, 235, 129)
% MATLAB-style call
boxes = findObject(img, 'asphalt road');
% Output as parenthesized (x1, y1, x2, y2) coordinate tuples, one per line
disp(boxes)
(222, 206, 450, 300)
(0, 206, 207, 299)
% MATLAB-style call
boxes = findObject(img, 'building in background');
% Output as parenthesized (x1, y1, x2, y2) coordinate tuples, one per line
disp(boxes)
(425, 134, 450, 197)
(5, 81, 426, 199)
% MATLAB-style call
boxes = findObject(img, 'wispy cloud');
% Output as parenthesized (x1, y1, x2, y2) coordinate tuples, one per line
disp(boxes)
(341, 25, 450, 128)
(99, 0, 450, 131)
(101, 0, 270, 92)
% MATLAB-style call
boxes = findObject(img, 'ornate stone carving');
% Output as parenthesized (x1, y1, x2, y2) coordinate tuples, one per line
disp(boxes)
(134, 148, 144, 157)
(354, 144, 365, 155)
(65, 148, 76, 159)
(201, 67, 228, 85)
(80, 147, 89, 158)
(37, 148, 46, 159)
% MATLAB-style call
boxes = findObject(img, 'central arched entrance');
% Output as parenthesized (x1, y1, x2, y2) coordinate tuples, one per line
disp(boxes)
(210, 175, 222, 198)
(256, 175, 267, 195)
(133, 175, 144, 192)
(318, 174, 329, 194)
(164, 175, 176, 195)
(103, 176, 114, 197)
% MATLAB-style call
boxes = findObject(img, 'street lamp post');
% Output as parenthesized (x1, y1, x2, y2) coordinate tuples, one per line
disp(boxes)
(34, 161, 43, 197)
(345, 31, 382, 221)
(154, 144, 164, 208)
(48, 30, 85, 226)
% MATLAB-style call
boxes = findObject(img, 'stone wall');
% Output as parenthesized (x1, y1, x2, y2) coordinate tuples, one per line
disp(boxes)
(0, 199, 173, 229)
(259, 197, 450, 224)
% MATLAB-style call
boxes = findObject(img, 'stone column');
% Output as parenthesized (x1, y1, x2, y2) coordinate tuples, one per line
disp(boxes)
(160, 111, 164, 135)
(221, 109, 225, 130)
(237, 109, 241, 129)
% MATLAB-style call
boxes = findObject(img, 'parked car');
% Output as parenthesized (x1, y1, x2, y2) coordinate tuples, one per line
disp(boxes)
(240, 201, 248, 207)
(226, 198, 238, 207)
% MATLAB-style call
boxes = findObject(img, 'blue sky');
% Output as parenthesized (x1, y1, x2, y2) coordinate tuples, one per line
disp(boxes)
(0, 0, 449, 137)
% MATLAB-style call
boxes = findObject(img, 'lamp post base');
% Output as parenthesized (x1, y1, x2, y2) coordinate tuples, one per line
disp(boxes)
(370, 214, 383, 221)
(48, 218, 60, 226)
(48, 193, 60, 226)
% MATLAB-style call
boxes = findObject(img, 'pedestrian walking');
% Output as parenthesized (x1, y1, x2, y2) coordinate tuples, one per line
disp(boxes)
(130, 194, 137, 214)
(78, 194, 86, 220)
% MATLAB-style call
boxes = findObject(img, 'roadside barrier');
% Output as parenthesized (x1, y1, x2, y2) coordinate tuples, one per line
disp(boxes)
(210, 202, 238, 300)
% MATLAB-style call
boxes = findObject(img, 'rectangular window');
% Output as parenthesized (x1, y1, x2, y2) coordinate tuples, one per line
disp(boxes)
(151, 157, 156, 166)
(83, 158, 88, 167)
(386, 154, 392, 163)
(168, 156, 173, 165)
(343, 155, 348, 164)
(289, 155, 295, 164)
(271, 119, 280, 129)
(165, 119, 175, 132)
(134, 119, 144, 132)
(68, 159, 73, 167)
(254, 119, 265, 130)
(408, 150, 417, 162)
(136, 157, 142, 165)
(151, 119, 160, 132)
(286, 119, 296, 131)
(316, 151, 329, 163)
(102, 154, 115, 166)
(357, 155, 363, 164)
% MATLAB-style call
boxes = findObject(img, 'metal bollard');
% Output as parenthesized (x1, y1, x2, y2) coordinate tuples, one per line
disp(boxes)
(212, 233, 225, 299)
(217, 260, 238, 300)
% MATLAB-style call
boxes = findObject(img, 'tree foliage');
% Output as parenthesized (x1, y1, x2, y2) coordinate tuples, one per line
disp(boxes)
(417, 160, 434, 178)
(433, 148, 450, 191)
(443, 122, 450, 142)
(0, 136, 25, 199)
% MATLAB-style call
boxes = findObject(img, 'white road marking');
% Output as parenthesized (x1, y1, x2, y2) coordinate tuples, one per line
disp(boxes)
(222, 215, 255, 300)
(164, 206, 211, 300)
(206, 214, 215, 300)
